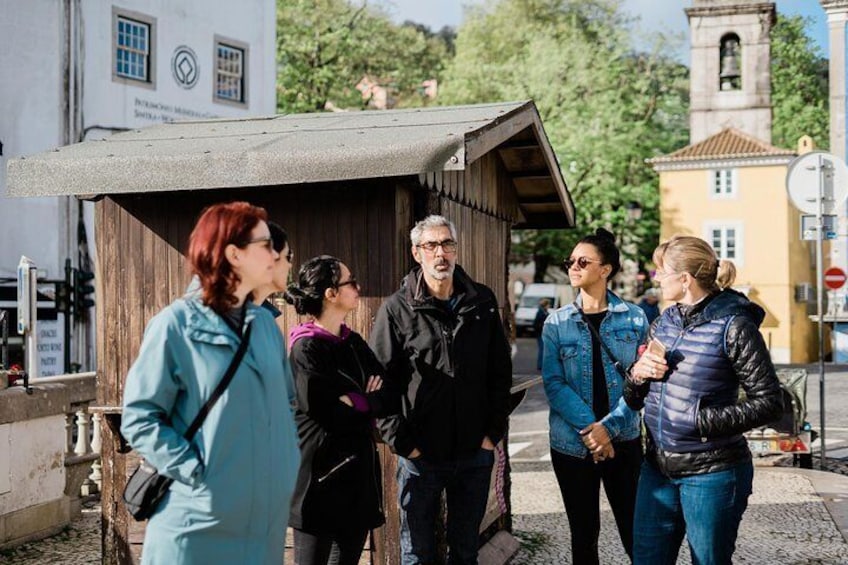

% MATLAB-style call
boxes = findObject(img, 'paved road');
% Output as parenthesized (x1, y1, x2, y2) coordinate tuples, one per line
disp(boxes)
(507, 338, 848, 564)
(508, 337, 848, 470)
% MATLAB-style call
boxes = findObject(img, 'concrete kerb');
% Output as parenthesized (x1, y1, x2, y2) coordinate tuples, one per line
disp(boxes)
(792, 466, 848, 544)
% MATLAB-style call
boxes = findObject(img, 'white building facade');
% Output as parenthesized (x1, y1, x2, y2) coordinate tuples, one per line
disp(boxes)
(0, 0, 276, 371)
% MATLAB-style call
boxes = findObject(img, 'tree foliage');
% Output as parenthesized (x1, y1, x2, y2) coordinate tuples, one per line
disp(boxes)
(440, 0, 689, 281)
(770, 14, 829, 150)
(276, 0, 451, 112)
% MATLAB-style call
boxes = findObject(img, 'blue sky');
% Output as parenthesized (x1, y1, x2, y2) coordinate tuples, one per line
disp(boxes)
(375, 0, 828, 62)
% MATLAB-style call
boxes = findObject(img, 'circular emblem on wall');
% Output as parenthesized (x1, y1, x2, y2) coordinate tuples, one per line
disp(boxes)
(171, 46, 199, 89)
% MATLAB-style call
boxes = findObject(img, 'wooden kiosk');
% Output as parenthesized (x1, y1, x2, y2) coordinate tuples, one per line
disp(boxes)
(7, 100, 575, 563)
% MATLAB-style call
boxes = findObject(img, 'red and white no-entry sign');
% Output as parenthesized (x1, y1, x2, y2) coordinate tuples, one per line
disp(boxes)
(825, 267, 847, 290)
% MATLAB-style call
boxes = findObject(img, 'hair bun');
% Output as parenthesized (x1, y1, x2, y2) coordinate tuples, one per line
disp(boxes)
(284, 283, 324, 316)
(595, 227, 616, 243)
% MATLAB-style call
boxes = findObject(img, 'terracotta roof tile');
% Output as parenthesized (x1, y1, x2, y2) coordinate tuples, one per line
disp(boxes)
(648, 128, 795, 164)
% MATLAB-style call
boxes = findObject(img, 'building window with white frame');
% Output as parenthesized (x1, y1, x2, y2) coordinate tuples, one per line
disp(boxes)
(711, 168, 736, 198)
(705, 223, 744, 265)
(215, 40, 248, 105)
(112, 9, 155, 88)
(116, 17, 150, 81)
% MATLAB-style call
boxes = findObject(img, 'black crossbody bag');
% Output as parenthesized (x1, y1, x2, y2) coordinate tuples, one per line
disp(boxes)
(576, 306, 629, 380)
(123, 323, 252, 521)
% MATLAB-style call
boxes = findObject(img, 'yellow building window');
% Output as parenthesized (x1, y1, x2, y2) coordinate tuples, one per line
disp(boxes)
(710, 227, 737, 260)
(712, 169, 736, 198)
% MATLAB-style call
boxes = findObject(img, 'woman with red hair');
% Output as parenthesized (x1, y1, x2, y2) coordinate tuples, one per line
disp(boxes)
(121, 201, 301, 564)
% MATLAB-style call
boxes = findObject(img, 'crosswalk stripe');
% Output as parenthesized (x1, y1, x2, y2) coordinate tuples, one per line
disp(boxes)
(508, 442, 532, 457)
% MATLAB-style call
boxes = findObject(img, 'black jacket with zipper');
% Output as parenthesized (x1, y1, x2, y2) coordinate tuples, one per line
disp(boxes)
(288, 329, 397, 534)
(370, 265, 513, 461)
(624, 289, 783, 477)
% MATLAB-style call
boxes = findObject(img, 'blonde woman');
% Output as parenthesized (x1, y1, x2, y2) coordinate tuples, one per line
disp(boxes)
(625, 235, 783, 565)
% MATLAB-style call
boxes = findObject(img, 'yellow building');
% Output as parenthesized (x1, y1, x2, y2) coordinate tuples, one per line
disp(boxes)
(648, 129, 817, 363)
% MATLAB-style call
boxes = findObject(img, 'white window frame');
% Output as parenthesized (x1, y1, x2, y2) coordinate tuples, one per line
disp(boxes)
(703, 221, 744, 267)
(709, 168, 737, 199)
(214, 36, 249, 107)
(112, 7, 156, 89)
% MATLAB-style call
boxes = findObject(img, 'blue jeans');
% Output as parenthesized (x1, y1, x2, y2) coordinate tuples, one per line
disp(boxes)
(633, 459, 753, 565)
(397, 448, 495, 565)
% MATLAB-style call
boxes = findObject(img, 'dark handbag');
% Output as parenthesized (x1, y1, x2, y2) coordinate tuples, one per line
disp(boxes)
(576, 306, 629, 379)
(123, 323, 253, 521)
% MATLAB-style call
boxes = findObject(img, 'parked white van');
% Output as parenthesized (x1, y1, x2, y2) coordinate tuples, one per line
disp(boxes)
(514, 283, 576, 336)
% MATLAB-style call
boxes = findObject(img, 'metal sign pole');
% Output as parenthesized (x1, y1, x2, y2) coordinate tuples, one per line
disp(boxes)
(817, 154, 827, 467)
(787, 150, 848, 469)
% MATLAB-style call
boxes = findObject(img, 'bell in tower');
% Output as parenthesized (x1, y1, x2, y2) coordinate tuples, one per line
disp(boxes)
(720, 34, 742, 91)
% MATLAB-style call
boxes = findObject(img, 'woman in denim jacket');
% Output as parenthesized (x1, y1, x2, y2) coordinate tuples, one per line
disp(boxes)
(541, 228, 648, 564)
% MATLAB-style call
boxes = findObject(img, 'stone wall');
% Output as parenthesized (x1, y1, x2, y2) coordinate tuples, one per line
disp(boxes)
(0, 380, 95, 550)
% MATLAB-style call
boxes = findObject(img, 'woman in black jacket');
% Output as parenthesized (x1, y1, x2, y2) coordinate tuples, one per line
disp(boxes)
(625, 235, 783, 565)
(286, 255, 396, 565)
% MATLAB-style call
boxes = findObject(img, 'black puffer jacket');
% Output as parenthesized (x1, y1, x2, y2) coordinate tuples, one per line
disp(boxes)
(288, 326, 398, 535)
(624, 289, 783, 477)
(370, 265, 513, 461)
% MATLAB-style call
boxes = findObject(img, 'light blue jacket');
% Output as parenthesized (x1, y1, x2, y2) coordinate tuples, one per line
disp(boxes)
(541, 290, 648, 458)
(121, 291, 300, 564)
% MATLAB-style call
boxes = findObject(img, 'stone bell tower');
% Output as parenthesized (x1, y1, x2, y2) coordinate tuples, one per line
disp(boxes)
(686, 0, 776, 144)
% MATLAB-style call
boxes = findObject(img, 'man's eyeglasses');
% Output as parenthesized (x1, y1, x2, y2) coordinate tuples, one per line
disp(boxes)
(416, 239, 458, 253)
(337, 277, 359, 290)
(563, 256, 601, 271)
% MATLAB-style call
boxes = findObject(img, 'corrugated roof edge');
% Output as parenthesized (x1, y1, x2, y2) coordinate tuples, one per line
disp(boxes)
(7, 101, 542, 198)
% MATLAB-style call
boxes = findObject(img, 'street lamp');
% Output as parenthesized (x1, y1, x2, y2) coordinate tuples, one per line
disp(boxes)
(627, 201, 643, 222)
(621, 201, 644, 299)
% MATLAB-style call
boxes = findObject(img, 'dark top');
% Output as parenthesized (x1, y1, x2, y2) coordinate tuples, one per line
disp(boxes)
(369, 265, 513, 461)
(585, 311, 610, 420)
(261, 299, 282, 318)
(638, 299, 660, 324)
(288, 329, 397, 534)
(533, 306, 548, 335)
(623, 289, 783, 477)
(221, 305, 246, 336)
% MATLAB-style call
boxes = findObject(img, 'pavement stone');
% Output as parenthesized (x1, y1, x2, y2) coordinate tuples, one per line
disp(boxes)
(5, 464, 848, 564)
(9, 348, 848, 563)
(510, 464, 848, 564)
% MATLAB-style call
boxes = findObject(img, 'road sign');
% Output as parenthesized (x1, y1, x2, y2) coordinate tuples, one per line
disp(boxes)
(825, 267, 847, 290)
(801, 214, 838, 240)
(786, 151, 848, 214)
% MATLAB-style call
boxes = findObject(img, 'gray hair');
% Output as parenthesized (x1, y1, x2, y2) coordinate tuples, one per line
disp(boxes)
(410, 215, 457, 246)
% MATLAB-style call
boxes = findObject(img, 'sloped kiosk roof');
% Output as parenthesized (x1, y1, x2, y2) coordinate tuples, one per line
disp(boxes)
(7, 100, 574, 228)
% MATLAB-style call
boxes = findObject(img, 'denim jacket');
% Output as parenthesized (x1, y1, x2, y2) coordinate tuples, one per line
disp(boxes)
(541, 290, 648, 458)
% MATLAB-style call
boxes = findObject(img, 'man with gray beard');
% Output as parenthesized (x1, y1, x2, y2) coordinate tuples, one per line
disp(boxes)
(370, 215, 512, 565)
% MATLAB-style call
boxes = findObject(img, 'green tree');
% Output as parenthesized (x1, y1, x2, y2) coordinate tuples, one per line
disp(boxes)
(771, 14, 829, 150)
(441, 0, 689, 282)
(276, 0, 451, 113)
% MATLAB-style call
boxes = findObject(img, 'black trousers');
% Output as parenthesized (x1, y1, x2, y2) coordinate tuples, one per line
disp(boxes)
(293, 528, 369, 565)
(550, 439, 642, 565)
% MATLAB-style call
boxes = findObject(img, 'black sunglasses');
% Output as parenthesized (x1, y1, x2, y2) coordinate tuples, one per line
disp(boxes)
(337, 277, 359, 289)
(563, 256, 602, 271)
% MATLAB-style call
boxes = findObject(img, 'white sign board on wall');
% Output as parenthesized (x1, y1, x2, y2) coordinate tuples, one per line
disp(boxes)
(36, 319, 64, 376)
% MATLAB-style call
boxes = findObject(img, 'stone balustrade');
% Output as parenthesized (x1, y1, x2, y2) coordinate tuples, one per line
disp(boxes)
(0, 372, 98, 550)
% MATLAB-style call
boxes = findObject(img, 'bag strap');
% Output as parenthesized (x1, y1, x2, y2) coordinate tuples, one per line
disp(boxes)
(576, 306, 628, 379)
(183, 323, 253, 441)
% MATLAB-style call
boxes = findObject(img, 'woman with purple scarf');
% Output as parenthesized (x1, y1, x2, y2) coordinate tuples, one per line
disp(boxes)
(285, 255, 398, 565)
